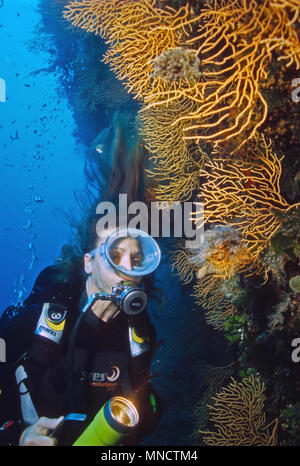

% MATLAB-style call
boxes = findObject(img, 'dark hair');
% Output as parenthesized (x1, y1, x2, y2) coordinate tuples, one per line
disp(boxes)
(53, 210, 101, 284)
(52, 110, 155, 288)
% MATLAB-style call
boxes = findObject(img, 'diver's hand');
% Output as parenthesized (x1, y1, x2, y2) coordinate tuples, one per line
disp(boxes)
(19, 416, 64, 446)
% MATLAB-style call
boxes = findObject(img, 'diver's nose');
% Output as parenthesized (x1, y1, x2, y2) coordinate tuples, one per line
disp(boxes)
(119, 252, 133, 271)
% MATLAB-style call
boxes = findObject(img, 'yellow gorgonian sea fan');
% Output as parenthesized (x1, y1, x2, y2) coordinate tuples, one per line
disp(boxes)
(200, 376, 278, 446)
(139, 99, 198, 174)
(64, 0, 300, 151)
(139, 98, 207, 203)
(144, 0, 300, 148)
(63, 0, 196, 100)
(192, 362, 234, 435)
(193, 274, 237, 330)
(169, 239, 197, 285)
(169, 227, 252, 285)
(169, 239, 239, 330)
(270, 0, 300, 25)
(193, 135, 300, 263)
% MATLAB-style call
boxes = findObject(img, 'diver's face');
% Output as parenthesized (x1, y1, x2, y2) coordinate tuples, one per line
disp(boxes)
(84, 236, 143, 294)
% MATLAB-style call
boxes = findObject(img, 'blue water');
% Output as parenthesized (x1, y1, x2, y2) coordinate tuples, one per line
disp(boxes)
(0, 0, 86, 310)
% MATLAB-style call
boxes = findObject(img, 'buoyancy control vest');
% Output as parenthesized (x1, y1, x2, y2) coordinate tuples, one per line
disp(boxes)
(13, 291, 157, 439)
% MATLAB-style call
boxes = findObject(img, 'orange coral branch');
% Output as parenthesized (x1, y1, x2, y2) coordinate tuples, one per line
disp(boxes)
(194, 135, 300, 261)
(169, 241, 197, 284)
(193, 274, 237, 330)
(143, 0, 300, 148)
(270, 0, 300, 25)
(201, 376, 279, 446)
(63, 0, 196, 100)
(64, 0, 300, 153)
(139, 99, 207, 202)
(170, 242, 240, 330)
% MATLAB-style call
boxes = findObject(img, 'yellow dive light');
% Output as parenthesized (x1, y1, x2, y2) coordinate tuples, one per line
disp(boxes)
(73, 397, 139, 446)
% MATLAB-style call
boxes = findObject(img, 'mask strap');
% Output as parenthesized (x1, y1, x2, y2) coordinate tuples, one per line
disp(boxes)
(88, 243, 105, 258)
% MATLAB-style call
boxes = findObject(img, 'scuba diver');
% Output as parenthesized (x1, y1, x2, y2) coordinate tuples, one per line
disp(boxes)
(0, 224, 162, 446)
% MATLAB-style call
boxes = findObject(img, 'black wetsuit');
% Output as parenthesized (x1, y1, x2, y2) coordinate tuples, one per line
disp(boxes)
(0, 266, 161, 445)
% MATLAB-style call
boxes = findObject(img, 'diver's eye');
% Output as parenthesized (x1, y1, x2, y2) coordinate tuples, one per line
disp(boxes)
(110, 246, 143, 268)
(110, 248, 122, 265)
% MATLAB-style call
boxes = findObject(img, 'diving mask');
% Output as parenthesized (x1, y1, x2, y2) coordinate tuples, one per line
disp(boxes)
(91, 228, 161, 278)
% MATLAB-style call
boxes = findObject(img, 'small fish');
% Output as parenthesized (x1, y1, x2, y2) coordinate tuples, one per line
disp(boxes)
(9, 130, 19, 140)
(24, 84, 31, 87)
(96, 144, 103, 154)
(34, 196, 44, 203)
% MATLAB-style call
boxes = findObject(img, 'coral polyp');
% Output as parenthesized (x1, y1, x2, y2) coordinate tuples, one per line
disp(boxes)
(189, 224, 253, 280)
(152, 48, 202, 84)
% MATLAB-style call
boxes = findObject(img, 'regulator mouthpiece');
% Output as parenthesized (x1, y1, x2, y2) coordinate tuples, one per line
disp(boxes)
(112, 281, 148, 315)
